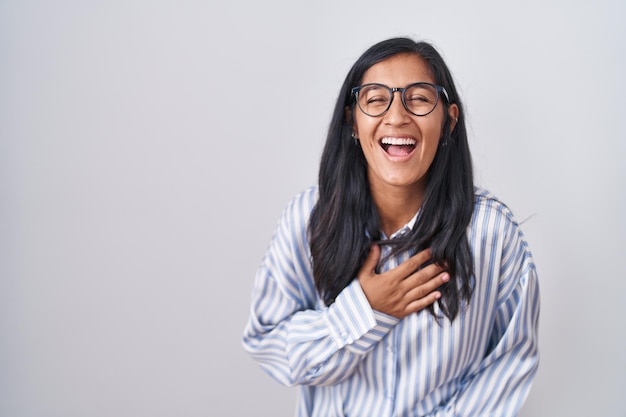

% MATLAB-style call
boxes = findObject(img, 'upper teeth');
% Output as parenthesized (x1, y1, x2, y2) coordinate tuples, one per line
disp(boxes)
(381, 137, 416, 146)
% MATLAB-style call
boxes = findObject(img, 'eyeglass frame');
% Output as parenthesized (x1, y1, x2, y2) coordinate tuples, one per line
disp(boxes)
(351, 82, 450, 117)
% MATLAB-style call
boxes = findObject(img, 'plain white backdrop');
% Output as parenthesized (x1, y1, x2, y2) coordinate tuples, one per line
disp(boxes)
(1, 1, 624, 416)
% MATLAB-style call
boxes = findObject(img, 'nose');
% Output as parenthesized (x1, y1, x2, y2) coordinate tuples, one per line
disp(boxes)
(384, 90, 411, 125)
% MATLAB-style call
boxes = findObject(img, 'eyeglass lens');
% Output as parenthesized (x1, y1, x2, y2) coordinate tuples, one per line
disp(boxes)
(357, 83, 440, 117)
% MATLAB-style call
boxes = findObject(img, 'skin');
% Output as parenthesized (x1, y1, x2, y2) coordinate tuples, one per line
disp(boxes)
(353, 53, 459, 319)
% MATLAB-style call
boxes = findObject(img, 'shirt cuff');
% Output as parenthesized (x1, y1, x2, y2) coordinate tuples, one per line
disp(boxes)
(324, 279, 399, 353)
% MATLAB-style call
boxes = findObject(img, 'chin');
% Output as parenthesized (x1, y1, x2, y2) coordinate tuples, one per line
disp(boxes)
(383, 177, 423, 188)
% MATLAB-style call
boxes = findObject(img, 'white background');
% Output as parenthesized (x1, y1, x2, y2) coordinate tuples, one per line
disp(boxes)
(1, 1, 625, 416)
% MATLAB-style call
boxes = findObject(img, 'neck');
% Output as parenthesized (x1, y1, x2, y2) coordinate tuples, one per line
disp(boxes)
(370, 182, 424, 237)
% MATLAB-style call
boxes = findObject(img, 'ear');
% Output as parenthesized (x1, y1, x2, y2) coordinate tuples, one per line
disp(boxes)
(345, 106, 359, 138)
(447, 103, 459, 133)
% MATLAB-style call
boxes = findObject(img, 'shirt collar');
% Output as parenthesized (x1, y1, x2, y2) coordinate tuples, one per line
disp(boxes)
(406, 210, 419, 230)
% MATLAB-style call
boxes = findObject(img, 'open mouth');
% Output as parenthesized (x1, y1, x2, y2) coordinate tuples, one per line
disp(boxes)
(380, 137, 417, 157)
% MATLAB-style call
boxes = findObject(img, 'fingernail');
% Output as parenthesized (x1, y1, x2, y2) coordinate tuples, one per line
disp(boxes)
(441, 273, 450, 282)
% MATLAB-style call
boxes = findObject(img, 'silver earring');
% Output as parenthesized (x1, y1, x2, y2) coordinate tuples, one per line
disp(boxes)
(351, 132, 359, 145)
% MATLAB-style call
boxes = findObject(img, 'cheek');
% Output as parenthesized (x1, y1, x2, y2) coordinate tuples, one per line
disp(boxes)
(354, 114, 377, 137)
(424, 119, 445, 141)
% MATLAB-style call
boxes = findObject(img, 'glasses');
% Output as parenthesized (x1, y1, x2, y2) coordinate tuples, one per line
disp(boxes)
(351, 82, 449, 117)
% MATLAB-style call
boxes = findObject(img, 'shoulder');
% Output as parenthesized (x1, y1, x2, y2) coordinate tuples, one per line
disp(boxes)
(470, 187, 535, 268)
(469, 187, 530, 253)
(281, 186, 319, 222)
(471, 187, 522, 232)
(274, 186, 319, 238)
(469, 188, 537, 299)
(473, 187, 515, 219)
(288, 186, 319, 210)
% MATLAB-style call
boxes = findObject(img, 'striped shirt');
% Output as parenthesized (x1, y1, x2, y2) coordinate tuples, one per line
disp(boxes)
(242, 186, 540, 417)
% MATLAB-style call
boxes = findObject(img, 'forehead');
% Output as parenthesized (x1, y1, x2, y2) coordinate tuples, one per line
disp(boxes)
(361, 53, 435, 86)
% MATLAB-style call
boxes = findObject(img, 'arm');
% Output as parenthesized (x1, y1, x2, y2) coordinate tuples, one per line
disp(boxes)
(446, 209, 540, 416)
(241, 192, 399, 386)
(243, 268, 398, 386)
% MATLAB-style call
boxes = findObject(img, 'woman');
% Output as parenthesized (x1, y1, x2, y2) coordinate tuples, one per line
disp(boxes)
(242, 37, 539, 417)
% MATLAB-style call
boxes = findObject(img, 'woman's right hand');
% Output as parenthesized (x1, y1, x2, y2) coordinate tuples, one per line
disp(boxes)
(357, 245, 449, 319)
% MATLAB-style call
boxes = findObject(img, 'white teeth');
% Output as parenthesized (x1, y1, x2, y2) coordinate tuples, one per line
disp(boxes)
(381, 137, 416, 146)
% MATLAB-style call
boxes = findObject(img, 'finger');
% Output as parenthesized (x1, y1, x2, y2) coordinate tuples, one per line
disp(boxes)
(394, 247, 433, 277)
(401, 262, 445, 289)
(404, 271, 450, 301)
(404, 291, 442, 315)
(359, 245, 381, 276)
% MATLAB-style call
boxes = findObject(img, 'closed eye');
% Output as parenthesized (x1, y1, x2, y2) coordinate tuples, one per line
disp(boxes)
(406, 95, 432, 103)
(366, 96, 390, 104)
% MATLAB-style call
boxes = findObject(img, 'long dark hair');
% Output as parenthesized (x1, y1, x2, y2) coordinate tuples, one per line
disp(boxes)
(308, 38, 475, 321)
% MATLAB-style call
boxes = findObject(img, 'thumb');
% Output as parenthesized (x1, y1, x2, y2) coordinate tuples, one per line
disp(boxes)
(362, 245, 381, 274)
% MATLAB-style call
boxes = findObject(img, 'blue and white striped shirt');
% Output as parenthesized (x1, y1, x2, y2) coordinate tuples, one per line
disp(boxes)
(243, 186, 540, 417)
